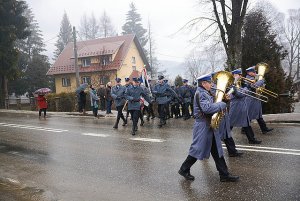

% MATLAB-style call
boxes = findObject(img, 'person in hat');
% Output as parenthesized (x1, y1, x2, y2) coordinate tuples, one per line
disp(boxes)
(189, 82, 197, 117)
(179, 79, 193, 120)
(163, 79, 172, 119)
(111, 78, 127, 128)
(209, 69, 244, 155)
(124, 77, 132, 122)
(105, 82, 113, 114)
(125, 77, 151, 135)
(89, 85, 99, 118)
(144, 79, 155, 120)
(153, 75, 179, 127)
(229, 68, 262, 144)
(245, 66, 273, 134)
(178, 73, 239, 182)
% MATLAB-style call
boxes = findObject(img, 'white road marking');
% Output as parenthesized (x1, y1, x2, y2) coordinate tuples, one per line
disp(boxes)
(82, 133, 110, 137)
(130, 137, 165, 142)
(222, 145, 300, 156)
(234, 144, 300, 152)
(0, 122, 68, 133)
(235, 147, 300, 156)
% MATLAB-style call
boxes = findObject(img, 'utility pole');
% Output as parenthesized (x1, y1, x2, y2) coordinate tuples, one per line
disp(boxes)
(73, 26, 80, 87)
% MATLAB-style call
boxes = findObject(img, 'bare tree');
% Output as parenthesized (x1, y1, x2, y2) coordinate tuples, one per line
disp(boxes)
(204, 42, 226, 72)
(99, 11, 116, 38)
(79, 13, 100, 40)
(147, 20, 159, 78)
(283, 9, 300, 78)
(181, 0, 248, 71)
(184, 49, 210, 82)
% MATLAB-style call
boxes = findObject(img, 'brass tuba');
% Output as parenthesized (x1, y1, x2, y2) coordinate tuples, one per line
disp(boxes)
(211, 71, 234, 129)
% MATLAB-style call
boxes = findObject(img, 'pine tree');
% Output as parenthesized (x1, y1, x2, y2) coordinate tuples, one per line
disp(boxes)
(9, 2, 51, 96)
(16, 6, 44, 60)
(174, 75, 183, 87)
(122, 2, 148, 53)
(241, 9, 293, 114)
(0, 0, 29, 107)
(53, 11, 72, 59)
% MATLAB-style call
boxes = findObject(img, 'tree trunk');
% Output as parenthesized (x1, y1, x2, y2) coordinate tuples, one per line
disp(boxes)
(0, 75, 8, 108)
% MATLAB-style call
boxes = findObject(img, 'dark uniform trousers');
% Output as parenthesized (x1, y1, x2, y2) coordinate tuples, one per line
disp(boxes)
(223, 137, 238, 155)
(158, 104, 166, 123)
(180, 135, 229, 176)
(116, 105, 126, 124)
(183, 102, 190, 119)
(145, 103, 155, 119)
(257, 117, 268, 131)
(175, 103, 181, 117)
(130, 110, 140, 131)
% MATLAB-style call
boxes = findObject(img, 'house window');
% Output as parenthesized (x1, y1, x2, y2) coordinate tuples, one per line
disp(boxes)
(101, 55, 112, 65)
(132, 66, 136, 71)
(131, 56, 136, 64)
(82, 58, 91, 67)
(99, 76, 109, 85)
(82, 76, 91, 84)
(62, 78, 71, 87)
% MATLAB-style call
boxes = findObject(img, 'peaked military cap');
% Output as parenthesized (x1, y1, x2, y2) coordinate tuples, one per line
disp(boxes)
(246, 66, 256, 72)
(231, 68, 242, 75)
(197, 73, 212, 82)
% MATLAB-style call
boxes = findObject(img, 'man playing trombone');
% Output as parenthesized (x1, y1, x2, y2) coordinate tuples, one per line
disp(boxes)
(229, 69, 262, 144)
(245, 66, 273, 134)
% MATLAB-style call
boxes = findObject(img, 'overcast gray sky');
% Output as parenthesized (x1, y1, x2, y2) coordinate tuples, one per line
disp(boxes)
(26, 0, 300, 63)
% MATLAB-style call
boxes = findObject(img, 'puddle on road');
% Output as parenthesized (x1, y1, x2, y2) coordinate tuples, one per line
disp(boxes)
(0, 177, 56, 201)
(0, 143, 49, 164)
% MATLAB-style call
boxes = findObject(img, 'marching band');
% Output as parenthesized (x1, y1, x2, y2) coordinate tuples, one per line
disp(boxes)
(107, 63, 276, 182)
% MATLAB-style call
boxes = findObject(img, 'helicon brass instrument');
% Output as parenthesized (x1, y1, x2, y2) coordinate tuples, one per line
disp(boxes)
(211, 71, 234, 129)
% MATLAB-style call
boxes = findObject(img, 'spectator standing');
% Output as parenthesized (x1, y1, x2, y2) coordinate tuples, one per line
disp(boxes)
(105, 82, 113, 114)
(98, 84, 106, 111)
(37, 94, 47, 119)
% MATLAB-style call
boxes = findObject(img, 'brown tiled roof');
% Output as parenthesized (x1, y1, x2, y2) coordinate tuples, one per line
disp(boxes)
(76, 41, 124, 58)
(47, 34, 149, 75)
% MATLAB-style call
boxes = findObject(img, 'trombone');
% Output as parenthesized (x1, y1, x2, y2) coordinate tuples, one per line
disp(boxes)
(227, 78, 269, 103)
(237, 77, 278, 99)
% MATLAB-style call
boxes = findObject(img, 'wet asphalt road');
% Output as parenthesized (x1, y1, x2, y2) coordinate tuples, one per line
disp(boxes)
(0, 112, 299, 201)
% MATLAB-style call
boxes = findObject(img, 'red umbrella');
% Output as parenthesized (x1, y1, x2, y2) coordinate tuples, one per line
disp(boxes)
(34, 88, 52, 95)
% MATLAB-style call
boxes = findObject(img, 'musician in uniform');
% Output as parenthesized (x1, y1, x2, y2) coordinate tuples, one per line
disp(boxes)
(245, 66, 273, 134)
(178, 74, 239, 182)
(179, 79, 192, 120)
(124, 77, 132, 123)
(153, 75, 178, 127)
(229, 68, 262, 144)
(111, 78, 127, 129)
(211, 71, 243, 156)
(125, 77, 151, 135)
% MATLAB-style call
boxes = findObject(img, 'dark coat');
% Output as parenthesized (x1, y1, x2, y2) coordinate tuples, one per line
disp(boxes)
(105, 86, 113, 101)
(188, 87, 226, 160)
(179, 85, 193, 103)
